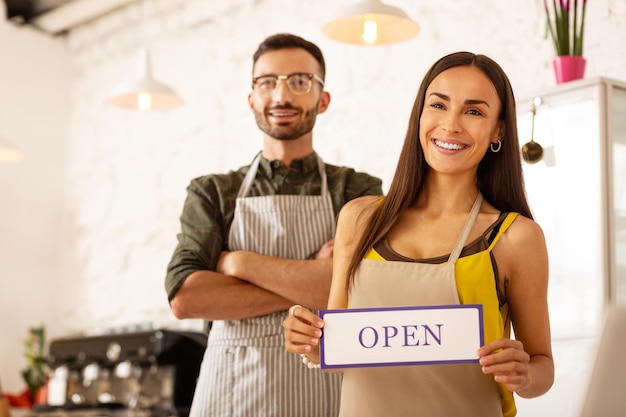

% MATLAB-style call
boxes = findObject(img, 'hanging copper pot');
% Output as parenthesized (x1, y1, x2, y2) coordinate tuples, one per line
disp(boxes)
(522, 97, 543, 164)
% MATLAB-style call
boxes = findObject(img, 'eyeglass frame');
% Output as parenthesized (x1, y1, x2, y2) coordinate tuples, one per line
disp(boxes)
(251, 73, 325, 96)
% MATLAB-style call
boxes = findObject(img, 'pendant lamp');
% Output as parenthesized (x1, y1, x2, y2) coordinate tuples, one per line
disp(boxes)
(0, 136, 23, 164)
(105, 49, 184, 111)
(322, 0, 419, 45)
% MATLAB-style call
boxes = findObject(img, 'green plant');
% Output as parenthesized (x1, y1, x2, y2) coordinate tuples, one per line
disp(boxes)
(21, 326, 47, 400)
(544, 0, 587, 56)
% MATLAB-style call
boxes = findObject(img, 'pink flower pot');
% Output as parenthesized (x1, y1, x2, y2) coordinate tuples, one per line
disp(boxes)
(553, 56, 586, 84)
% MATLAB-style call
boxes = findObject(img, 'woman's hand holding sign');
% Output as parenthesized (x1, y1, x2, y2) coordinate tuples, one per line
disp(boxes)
(478, 338, 535, 396)
(284, 304, 324, 364)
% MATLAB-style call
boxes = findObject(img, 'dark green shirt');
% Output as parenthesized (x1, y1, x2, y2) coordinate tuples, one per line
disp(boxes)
(165, 152, 383, 299)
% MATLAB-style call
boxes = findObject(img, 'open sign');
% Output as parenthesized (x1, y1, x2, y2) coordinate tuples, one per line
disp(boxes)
(320, 304, 484, 369)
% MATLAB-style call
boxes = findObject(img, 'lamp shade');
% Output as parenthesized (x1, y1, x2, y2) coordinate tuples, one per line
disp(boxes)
(0, 136, 24, 164)
(105, 49, 184, 110)
(322, 0, 419, 45)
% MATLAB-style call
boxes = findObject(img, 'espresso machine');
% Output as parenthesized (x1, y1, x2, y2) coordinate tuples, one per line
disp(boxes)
(33, 329, 207, 417)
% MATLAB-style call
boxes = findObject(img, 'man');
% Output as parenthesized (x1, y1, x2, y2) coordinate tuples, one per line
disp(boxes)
(166, 33, 383, 417)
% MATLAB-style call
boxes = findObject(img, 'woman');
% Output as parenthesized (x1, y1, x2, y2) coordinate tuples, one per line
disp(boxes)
(283, 52, 553, 417)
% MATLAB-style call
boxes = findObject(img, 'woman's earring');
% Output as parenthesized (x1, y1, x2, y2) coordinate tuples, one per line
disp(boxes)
(490, 140, 502, 153)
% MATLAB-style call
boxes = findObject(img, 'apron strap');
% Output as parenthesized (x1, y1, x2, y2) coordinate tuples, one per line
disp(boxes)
(316, 154, 329, 196)
(237, 152, 329, 198)
(448, 193, 483, 264)
(237, 153, 262, 198)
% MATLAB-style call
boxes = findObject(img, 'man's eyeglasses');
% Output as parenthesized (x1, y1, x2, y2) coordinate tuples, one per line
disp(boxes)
(252, 73, 324, 96)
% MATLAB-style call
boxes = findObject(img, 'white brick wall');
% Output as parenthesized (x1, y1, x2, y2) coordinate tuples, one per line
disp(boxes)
(2, 0, 626, 414)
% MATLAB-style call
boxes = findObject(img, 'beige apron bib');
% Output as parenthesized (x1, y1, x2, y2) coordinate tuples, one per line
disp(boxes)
(339, 193, 504, 417)
(189, 153, 342, 417)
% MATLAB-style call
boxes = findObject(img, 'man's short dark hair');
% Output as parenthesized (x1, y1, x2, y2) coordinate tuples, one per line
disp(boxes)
(252, 33, 326, 80)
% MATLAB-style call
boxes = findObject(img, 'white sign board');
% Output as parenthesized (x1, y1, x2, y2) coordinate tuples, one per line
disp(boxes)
(320, 304, 484, 369)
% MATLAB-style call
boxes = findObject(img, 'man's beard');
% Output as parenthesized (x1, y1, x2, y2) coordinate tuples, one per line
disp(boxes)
(254, 104, 319, 141)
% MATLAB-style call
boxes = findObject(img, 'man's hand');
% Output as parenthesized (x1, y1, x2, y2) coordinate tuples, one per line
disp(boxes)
(216, 250, 239, 277)
(314, 238, 334, 259)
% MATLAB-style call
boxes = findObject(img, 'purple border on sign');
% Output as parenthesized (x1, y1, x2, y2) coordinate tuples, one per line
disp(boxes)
(319, 304, 484, 369)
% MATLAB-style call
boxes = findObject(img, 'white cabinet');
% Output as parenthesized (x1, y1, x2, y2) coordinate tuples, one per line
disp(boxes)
(513, 77, 626, 417)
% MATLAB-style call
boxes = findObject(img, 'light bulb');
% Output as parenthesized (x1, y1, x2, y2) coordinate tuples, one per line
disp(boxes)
(362, 20, 378, 44)
(138, 92, 152, 111)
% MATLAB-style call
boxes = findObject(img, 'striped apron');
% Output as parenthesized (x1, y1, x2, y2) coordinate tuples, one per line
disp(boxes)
(189, 153, 342, 417)
(339, 193, 505, 417)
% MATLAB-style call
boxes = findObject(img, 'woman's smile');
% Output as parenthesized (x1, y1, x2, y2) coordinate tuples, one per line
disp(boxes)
(432, 138, 468, 151)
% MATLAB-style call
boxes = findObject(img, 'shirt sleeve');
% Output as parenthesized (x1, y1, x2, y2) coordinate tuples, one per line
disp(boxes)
(164, 175, 233, 300)
(344, 170, 383, 199)
(326, 166, 383, 215)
